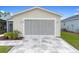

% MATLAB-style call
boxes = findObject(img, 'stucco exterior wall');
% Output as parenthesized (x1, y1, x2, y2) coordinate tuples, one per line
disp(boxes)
(10, 8, 61, 36)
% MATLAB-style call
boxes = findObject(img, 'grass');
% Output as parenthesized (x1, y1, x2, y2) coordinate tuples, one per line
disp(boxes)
(61, 32, 79, 50)
(0, 46, 13, 53)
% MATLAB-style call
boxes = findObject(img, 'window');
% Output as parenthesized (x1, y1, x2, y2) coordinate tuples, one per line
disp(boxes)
(71, 24, 74, 27)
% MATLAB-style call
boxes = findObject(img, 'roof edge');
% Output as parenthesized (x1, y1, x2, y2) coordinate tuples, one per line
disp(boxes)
(12, 7, 62, 17)
(62, 14, 79, 22)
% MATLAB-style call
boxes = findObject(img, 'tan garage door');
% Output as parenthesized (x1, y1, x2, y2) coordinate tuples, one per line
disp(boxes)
(24, 20, 55, 35)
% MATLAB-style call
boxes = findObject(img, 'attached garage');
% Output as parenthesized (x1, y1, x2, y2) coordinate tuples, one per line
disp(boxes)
(24, 19, 55, 35)
(8, 7, 62, 38)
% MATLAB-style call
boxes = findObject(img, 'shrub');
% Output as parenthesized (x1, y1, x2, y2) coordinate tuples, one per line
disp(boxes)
(13, 30, 21, 38)
(4, 30, 22, 40)
(61, 29, 68, 32)
(4, 32, 14, 39)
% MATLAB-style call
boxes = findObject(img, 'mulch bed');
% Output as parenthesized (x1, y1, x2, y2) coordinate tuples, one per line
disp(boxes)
(0, 36, 23, 40)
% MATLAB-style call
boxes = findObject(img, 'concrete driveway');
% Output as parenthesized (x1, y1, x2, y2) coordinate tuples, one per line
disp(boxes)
(9, 37, 79, 53)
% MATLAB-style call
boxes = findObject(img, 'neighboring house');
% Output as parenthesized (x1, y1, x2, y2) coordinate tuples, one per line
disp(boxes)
(7, 7, 62, 38)
(61, 15, 79, 32)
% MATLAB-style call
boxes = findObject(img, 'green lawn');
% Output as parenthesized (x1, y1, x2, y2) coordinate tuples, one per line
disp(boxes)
(0, 46, 13, 53)
(61, 32, 79, 50)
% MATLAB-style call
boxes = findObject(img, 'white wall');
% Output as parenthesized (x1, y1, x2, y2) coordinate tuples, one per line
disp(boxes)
(10, 8, 61, 36)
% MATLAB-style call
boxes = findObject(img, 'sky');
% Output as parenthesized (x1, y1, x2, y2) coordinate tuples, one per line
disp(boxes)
(0, 6, 79, 19)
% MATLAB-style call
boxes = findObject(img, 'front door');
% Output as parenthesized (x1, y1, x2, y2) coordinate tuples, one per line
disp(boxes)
(8, 21, 13, 32)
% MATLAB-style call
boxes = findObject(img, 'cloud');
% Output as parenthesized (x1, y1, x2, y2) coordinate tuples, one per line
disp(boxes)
(74, 9, 79, 15)
(74, 12, 79, 15)
(76, 8, 79, 11)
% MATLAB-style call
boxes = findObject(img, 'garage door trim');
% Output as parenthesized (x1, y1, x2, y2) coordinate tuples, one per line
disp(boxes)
(23, 18, 56, 36)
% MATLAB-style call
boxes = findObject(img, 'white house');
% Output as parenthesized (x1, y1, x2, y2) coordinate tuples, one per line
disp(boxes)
(7, 7, 62, 39)
(61, 15, 79, 32)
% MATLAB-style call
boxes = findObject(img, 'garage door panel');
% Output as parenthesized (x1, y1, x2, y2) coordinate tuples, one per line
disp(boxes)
(24, 20, 55, 35)
(39, 20, 55, 35)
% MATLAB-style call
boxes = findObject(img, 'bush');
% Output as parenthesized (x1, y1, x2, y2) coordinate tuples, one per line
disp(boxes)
(4, 32, 14, 39)
(4, 30, 21, 40)
(13, 30, 21, 38)
(61, 29, 68, 32)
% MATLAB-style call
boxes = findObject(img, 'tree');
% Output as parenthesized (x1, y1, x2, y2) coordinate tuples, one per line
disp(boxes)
(0, 11, 11, 20)
(0, 19, 6, 34)
(0, 11, 11, 34)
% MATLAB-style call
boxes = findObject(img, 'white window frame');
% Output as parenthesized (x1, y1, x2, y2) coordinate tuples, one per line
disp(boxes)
(23, 18, 56, 37)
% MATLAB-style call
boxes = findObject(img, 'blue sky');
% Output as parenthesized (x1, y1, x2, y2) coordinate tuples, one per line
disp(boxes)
(0, 6, 79, 19)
